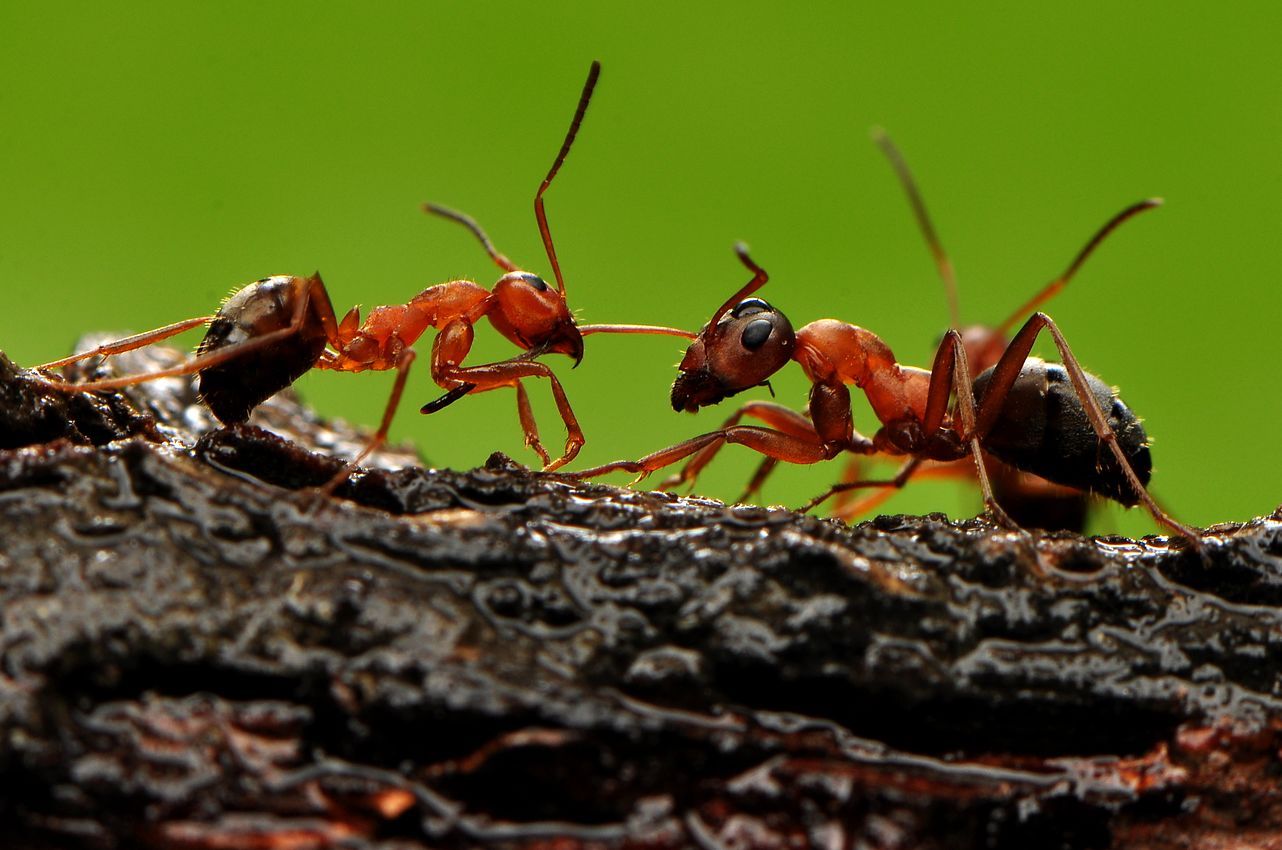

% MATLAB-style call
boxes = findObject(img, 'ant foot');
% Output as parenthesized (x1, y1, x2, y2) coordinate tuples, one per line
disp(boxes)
(25, 372, 72, 392)
(525, 438, 552, 468)
(627, 470, 654, 488)
(541, 438, 584, 474)
(1176, 529, 1210, 564)
(564, 459, 650, 480)
(795, 491, 834, 515)
(981, 499, 1020, 531)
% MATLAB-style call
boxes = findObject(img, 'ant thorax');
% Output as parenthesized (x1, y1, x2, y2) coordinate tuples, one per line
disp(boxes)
(793, 321, 930, 426)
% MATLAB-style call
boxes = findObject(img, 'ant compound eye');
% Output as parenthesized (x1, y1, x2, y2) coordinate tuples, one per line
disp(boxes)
(731, 298, 772, 318)
(740, 318, 773, 350)
(519, 273, 549, 292)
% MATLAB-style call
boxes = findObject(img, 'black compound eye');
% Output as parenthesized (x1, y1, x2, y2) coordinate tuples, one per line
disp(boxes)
(520, 273, 549, 292)
(741, 318, 773, 350)
(731, 298, 771, 318)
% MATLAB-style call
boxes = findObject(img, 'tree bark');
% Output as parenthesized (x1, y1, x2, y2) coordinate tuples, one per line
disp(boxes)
(0, 345, 1279, 849)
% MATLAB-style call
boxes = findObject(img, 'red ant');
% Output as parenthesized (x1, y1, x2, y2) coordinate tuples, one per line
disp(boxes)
(32, 61, 692, 488)
(572, 232, 1201, 544)
(708, 131, 1161, 530)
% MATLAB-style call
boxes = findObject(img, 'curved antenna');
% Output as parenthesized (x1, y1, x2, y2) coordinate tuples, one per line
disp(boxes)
(994, 198, 1162, 336)
(535, 60, 602, 297)
(422, 203, 518, 273)
(872, 127, 960, 328)
(705, 242, 770, 336)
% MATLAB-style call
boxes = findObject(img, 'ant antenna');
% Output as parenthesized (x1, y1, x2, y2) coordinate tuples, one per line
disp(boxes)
(535, 60, 602, 297)
(735, 241, 768, 279)
(872, 128, 960, 329)
(994, 198, 1162, 336)
(706, 242, 770, 334)
(422, 203, 519, 273)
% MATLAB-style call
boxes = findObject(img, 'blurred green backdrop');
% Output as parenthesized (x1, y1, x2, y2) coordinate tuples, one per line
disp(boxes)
(1, 3, 1278, 536)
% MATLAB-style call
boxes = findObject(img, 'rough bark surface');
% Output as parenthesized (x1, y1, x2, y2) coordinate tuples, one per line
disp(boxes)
(0, 344, 1279, 850)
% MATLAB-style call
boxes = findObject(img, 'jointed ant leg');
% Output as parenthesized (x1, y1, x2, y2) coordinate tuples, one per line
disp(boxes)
(319, 348, 417, 495)
(919, 329, 1017, 528)
(537, 373, 583, 472)
(574, 425, 838, 484)
(830, 458, 978, 522)
(738, 457, 779, 505)
(971, 312, 1199, 542)
(657, 401, 818, 495)
(37, 316, 215, 371)
(428, 327, 585, 471)
(831, 455, 874, 516)
(801, 456, 925, 515)
(514, 381, 552, 467)
(420, 382, 476, 415)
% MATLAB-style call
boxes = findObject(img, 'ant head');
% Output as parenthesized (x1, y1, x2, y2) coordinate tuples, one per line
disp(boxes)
(488, 271, 583, 364)
(422, 62, 601, 369)
(671, 248, 795, 412)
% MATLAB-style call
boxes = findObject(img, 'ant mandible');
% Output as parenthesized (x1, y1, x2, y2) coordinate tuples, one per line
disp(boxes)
(572, 236, 1201, 544)
(699, 131, 1161, 530)
(33, 61, 691, 486)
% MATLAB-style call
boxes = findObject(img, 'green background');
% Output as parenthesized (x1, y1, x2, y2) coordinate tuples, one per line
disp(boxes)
(1, 3, 1277, 536)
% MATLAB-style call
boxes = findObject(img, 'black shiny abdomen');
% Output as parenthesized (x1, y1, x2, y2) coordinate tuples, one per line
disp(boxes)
(972, 360, 1151, 506)
(196, 277, 329, 424)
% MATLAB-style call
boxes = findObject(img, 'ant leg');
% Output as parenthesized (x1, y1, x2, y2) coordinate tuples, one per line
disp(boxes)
(515, 381, 552, 468)
(800, 456, 925, 514)
(37, 316, 215, 370)
(830, 455, 871, 516)
(918, 329, 1018, 528)
(830, 455, 904, 517)
(578, 377, 870, 488)
(574, 425, 836, 484)
(319, 348, 417, 495)
(831, 459, 976, 521)
(443, 362, 580, 471)
(430, 348, 551, 469)
(657, 401, 817, 494)
(35, 274, 341, 395)
(420, 382, 476, 415)
(737, 457, 778, 505)
(429, 322, 584, 471)
(971, 312, 1199, 542)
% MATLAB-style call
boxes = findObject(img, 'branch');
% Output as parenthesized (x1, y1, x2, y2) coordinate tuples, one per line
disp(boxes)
(0, 343, 1279, 849)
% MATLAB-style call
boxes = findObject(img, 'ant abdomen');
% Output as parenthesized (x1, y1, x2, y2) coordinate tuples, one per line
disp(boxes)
(197, 276, 330, 424)
(972, 359, 1152, 505)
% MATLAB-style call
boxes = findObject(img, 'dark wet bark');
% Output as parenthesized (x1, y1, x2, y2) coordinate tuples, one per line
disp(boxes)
(0, 345, 1279, 850)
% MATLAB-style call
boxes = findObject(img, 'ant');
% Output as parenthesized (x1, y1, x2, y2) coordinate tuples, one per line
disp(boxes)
(32, 61, 691, 488)
(572, 234, 1201, 544)
(697, 131, 1161, 530)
